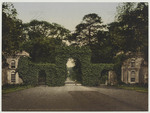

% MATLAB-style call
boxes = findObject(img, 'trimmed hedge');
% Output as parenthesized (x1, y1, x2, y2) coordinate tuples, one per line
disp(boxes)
(55, 46, 114, 86)
(82, 64, 114, 86)
(17, 56, 64, 86)
(18, 46, 114, 86)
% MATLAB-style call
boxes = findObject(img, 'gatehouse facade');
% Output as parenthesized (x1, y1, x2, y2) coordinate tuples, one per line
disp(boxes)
(121, 55, 148, 84)
(2, 51, 29, 85)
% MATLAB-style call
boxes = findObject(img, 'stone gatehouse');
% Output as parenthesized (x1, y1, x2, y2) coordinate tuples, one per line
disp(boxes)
(121, 55, 148, 84)
(2, 51, 29, 85)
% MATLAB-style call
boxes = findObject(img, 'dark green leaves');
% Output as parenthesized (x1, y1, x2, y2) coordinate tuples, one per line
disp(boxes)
(70, 13, 105, 46)
(2, 2, 23, 56)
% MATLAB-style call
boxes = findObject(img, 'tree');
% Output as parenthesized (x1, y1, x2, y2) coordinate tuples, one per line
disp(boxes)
(23, 20, 70, 40)
(109, 2, 148, 61)
(70, 13, 105, 46)
(2, 2, 24, 56)
(90, 31, 114, 63)
(23, 37, 61, 63)
(69, 13, 114, 63)
(108, 2, 148, 82)
(22, 20, 71, 63)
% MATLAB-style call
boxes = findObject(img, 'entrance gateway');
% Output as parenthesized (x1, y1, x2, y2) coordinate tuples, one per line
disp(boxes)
(18, 46, 113, 86)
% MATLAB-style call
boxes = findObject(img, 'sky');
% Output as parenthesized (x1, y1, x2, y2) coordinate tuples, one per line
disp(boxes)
(13, 2, 120, 31)
(66, 58, 75, 67)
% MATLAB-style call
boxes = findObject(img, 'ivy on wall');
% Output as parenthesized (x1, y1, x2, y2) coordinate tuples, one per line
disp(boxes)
(17, 46, 114, 86)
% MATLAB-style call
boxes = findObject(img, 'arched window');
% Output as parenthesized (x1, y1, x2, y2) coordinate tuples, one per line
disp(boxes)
(11, 71, 16, 83)
(11, 60, 15, 68)
(131, 71, 135, 82)
(131, 60, 135, 67)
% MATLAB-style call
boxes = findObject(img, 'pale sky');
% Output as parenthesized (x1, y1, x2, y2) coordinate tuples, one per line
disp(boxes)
(66, 58, 75, 67)
(13, 2, 120, 31)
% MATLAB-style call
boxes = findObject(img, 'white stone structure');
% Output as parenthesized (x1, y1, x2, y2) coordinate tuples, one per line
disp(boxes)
(108, 71, 117, 85)
(121, 56, 148, 84)
(2, 51, 29, 85)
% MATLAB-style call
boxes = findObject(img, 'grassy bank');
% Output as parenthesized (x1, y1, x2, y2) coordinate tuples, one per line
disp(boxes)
(2, 84, 34, 94)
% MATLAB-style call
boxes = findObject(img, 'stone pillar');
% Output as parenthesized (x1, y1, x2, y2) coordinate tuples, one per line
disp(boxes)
(108, 71, 117, 85)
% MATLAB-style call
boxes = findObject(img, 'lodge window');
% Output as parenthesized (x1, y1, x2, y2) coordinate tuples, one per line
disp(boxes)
(131, 78, 135, 82)
(11, 60, 15, 68)
(131, 60, 135, 67)
(11, 71, 16, 83)
(131, 71, 135, 82)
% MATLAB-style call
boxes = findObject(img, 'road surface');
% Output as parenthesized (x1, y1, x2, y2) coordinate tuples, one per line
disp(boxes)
(2, 78, 148, 111)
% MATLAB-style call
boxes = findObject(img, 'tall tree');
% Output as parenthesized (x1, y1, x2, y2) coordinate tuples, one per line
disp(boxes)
(90, 31, 114, 63)
(70, 13, 105, 46)
(23, 20, 70, 40)
(109, 2, 148, 60)
(2, 2, 24, 56)
(22, 20, 71, 63)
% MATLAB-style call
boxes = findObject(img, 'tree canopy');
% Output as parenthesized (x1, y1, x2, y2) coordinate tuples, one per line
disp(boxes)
(23, 20, 70, 40)
(22, 20, 71, 63)
(2, 2, 148, 67)
(2, 2, 24, 56)
(70, 13, 105, 46)
(109, 3, 148, 60)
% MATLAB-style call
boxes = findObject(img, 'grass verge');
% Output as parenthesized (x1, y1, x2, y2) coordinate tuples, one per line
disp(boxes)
(2, 84, 34, 94)
(117, 85, 148, 93)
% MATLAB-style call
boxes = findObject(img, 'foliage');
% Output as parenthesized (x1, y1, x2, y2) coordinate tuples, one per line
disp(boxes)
(90, 31, 115, 63)
(17, 56, 63, 86)
(22, 37, 61, 63)
(70, 13, 106, 46)
(2, 2, 24, 56)
(109, 3, 148, 60)
(56, 46, 113, 86)
(23, 20, 70, 40)
(22, 20, 71, 63)
(69, 14, 114, 64)
(113, 54, 127, 82)
(2, 84, 33, 94)
(82, 63, 113, 86)
(117, 84, 148, 93)
(55, 46, 91, 85)
(17, 46, 114, 86)
(2, 54, 9, 68)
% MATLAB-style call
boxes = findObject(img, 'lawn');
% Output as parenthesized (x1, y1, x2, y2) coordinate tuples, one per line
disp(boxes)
(2, 84, 34, 94)
(117, 85, 148, 93)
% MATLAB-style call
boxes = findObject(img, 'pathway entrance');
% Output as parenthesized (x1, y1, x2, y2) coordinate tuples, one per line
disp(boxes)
(65, 77, 81, 86)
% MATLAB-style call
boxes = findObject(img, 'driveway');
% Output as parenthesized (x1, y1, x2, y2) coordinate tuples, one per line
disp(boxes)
(2, 83, 148, 111)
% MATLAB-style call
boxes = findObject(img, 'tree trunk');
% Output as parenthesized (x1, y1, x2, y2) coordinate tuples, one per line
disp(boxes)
(88, 27, 91, 45)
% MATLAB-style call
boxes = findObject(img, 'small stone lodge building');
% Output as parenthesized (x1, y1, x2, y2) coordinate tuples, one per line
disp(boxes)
(2, 51, 29, 85)
(121, 53, 148, 84)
